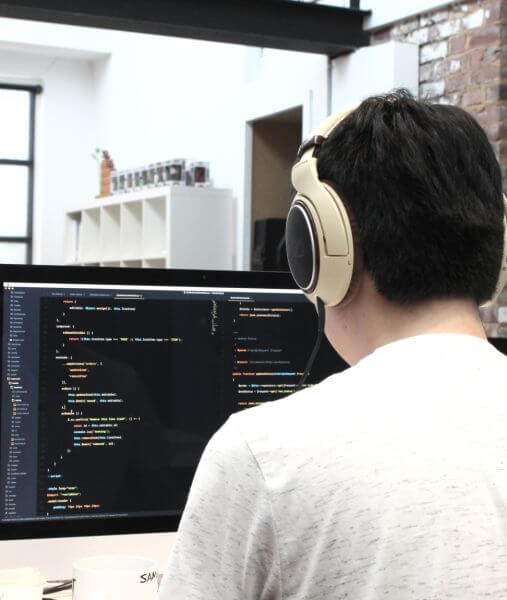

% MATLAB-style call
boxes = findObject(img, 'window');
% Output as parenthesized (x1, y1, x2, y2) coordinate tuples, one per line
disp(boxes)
(0, 83, 41, 264)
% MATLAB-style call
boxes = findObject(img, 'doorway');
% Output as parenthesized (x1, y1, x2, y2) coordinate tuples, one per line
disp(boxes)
(248, 106, 302, 270)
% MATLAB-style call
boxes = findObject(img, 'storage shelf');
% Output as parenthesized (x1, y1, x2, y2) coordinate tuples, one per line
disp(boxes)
(65, 185, 234, 270)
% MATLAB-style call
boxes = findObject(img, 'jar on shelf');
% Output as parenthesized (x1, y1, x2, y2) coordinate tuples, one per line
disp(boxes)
(186, 161, 210, 187)
(163, 159, 186, 185)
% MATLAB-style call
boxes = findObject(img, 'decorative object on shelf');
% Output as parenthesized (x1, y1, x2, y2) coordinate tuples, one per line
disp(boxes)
(186, 161, 210, 187)
(91, 148, 115, 198)
(165, 159, 186, 185)
(110, 159, 209, 195)
(97, 151, 115, 198)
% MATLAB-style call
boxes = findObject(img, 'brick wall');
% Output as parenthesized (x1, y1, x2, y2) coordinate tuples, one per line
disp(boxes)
(371, 0, 507, 334)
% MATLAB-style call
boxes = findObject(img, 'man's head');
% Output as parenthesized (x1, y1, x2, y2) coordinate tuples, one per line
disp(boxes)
(317, 89, 504, 306)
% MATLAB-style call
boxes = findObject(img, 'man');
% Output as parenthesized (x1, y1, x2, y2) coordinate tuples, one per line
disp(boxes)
(158, 90, 507, 599)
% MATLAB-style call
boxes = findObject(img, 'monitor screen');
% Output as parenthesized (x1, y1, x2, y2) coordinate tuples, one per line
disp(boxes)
(0, 266, 347, 540)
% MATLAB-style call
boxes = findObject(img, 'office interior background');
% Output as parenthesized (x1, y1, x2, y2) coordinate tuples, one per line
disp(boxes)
(0, 0, 506, 575)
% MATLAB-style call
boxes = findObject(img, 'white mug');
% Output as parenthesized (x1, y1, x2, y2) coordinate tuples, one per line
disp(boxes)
(72, 555, 158, 600)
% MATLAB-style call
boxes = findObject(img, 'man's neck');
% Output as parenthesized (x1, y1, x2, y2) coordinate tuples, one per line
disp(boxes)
(325, 278, 487, 366)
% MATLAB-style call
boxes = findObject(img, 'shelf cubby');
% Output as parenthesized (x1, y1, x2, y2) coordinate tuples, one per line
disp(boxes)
(80, 208, 101, 262)
(143, 196, 167, 260)
(100, 204, 121, 261)
(120, 200, 143, 260)
(65, 211, 82, 264)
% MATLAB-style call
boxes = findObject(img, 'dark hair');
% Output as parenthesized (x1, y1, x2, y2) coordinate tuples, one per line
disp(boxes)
(317, 89, 504, 304)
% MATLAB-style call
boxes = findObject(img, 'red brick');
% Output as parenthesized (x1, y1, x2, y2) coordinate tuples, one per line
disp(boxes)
(445, 91, 463, 106)
(449, 33, 467, 55)
(486, 82, 507, 103)
(462, 87, 484, 106)
(469, 25, 501, 48)
(485, 83, 501, 102)
(480, 303, 497, 322)
(470, 61, 500, 84)
(499, 140, 507, 161)
(485, 103, 502, 122)
(484, 44, 500, 62)
(485, 1, 503, 22)
(470, 47, 485, 66)
(485, 122, 501, 141)
(446, 73, 468, 92)
(472, 106, 488, 127)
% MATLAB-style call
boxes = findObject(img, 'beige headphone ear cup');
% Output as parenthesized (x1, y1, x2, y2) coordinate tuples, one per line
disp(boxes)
(321, 181, 363, 308)
(295, 186, 357, 307)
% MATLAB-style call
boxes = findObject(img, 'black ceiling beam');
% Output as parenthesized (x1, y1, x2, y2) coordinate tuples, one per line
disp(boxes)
(0, 0, 370, 57)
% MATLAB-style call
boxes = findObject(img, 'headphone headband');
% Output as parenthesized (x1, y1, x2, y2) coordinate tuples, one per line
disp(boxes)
(296, 107, 355, 162)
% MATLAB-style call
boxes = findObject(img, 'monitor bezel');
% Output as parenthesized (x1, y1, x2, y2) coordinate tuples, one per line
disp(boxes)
(0, 264, 298, 540)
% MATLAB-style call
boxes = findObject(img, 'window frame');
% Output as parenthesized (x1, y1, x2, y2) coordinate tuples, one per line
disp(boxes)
(0, 83, 42, 264)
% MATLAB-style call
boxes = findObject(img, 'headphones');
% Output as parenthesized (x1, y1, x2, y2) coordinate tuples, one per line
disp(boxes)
(286, 107, 507, 308)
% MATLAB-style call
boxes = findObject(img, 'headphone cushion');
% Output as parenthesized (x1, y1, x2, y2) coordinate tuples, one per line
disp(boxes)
(286, 202, 319, 292)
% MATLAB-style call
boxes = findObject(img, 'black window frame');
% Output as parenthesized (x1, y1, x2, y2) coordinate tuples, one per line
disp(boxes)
(0, 83, 43, 264)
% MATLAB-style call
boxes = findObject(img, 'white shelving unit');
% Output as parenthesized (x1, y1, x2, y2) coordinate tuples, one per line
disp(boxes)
(65, 185, 234, 269)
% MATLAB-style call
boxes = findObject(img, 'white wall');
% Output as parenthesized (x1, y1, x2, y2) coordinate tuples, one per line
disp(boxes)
(242, 48, 329, 135)
(331, 40, 419, 111)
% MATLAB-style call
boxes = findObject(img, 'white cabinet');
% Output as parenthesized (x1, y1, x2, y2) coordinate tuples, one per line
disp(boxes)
(65, 186, 235, 269)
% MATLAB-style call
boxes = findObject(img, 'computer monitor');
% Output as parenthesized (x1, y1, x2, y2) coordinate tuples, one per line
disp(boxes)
(0, 265, 348, 542)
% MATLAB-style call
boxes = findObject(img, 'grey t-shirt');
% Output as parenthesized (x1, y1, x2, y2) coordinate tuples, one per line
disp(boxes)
(158, 334, 507, 599)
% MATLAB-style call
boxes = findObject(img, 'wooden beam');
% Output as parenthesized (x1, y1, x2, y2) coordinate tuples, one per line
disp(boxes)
(0, 0, 370, 57)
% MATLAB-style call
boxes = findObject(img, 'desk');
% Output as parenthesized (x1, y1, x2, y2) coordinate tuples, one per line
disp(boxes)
(0, 532, 175, 580)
